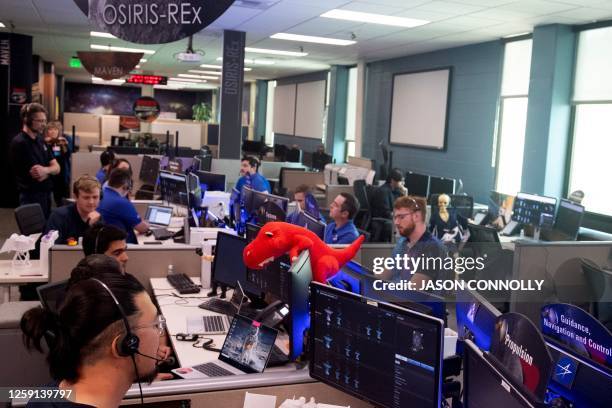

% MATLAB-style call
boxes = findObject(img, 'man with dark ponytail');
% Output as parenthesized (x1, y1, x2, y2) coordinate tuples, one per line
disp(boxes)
(21, 272, 165, 407)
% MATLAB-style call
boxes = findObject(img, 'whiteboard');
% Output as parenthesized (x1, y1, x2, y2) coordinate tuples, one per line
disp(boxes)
(272, 84, 296, 135)
(389, 68, 451, 150)
(295, 80, 326, 139)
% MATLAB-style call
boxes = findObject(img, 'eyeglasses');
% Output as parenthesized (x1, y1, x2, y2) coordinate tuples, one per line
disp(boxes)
(32, 119, 47, 123)
(133, 315, 166, 336)
(393, 211, 414, 221)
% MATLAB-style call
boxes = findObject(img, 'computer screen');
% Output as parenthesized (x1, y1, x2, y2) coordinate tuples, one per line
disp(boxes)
(36, 280, 68, 315)
(326, 260, 371, 295)
(159, 171, 189, 207)
(512, 192, 557, 229)
(455, 289, 501, 352)
(218, 314, 278, 374)
(309, 282, 444, 408)
(145, 205, 172, 226)
(194, 170, 226, 192)
(243, 187, 288, 225)
(211, 232, 247, 289)
(404, 172, 429, 197)
(139, 155, 160, 186)
(429, 176, 455, 195)
(463, 339, 537, 408)
(194, 154, 212, 172)
(294, 211, 325, 240)
(554, 199, 585, 240)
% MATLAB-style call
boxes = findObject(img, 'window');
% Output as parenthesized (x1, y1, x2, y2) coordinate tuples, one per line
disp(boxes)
(495, 39, 532, 196)
(345, 67, 358, 160)
(264, 80, 276, 146)
(569, 26, 612, 217)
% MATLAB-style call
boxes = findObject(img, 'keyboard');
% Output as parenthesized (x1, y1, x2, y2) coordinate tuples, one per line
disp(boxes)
(193, 362, 234, 377)
(167, 273, 200, 294)
(267, 344, 289, 367)
(202, 315, 229, 334)
(198, 298, 238, 316)
(152, 228, 174, 240)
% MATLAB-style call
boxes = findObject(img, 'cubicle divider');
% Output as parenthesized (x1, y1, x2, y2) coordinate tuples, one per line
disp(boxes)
(49, 246, 201, 293)
(324, 185, 356, 207)
(510, 241, 612, 325)
(259, 161, 306, 181)
(282, 170, 325, 194)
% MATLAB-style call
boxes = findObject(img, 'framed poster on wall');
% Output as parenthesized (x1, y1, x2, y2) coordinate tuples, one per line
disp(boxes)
(389, 67, 452, 150)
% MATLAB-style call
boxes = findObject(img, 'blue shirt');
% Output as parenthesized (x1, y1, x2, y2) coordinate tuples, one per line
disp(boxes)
(96, 168, 106, 184)
(235, 172, 271, 194)
(390, 231, 447, 282)
(324, 220, 359, 245)
(97, 187, 142, 244)
(286, 209, 327, 226)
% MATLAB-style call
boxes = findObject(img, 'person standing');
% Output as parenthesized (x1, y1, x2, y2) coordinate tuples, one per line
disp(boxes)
(10, 103, 60, 219)
(43, 121, 72, 207)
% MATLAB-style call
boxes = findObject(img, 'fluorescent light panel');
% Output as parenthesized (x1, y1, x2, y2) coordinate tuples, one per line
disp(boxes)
(271, 33, 355, 46)
(188, 70, 222, 76)
(90, 31, 116, 38)
(244, 47, 307, 57)
(92, 77, 125, 84)
(169, 77, 206, 83)
(503, 32, 531, 39)
(199, 63, 251, 71)
(178, 74, 218, 80)
(90, 44, 155, 55)
(321, 9, 429, 28)
(0, 22, 6, 28)
(140, 59, 147, 63)
(217, 57, 274, 65)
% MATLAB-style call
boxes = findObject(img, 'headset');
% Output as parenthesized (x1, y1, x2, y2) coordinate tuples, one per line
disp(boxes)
(94, 226, 105, 255)
(21, 103, 46, 129)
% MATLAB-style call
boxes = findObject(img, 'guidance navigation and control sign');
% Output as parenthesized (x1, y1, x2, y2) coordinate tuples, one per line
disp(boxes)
(73, 0, 235, 44)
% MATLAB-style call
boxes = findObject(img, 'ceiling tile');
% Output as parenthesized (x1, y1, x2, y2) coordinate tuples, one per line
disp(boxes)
(412, 1, 487, 15)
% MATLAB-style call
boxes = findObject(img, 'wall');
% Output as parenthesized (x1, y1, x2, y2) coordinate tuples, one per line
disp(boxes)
(362, 41, 504, 203)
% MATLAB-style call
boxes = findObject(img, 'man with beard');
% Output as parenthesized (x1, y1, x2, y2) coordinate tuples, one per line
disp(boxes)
(21, 272, 165, 407)
(388, 195, 447, 288)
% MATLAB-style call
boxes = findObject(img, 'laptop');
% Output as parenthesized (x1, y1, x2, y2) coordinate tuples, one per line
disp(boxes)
(145, 205, 174, 240)
(189, 282, 250, 335)
(173, 314, 278, 379)
(36, 280, 69, 315)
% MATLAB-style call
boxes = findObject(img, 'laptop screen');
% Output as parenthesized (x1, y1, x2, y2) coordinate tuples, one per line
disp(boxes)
(37, 280, 69, 315)
(146, 205, 172, 226)
(218, 315, 278, 374)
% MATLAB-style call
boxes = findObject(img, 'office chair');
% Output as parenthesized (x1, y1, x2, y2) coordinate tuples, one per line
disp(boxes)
(357, 228, 371, 243)
(312, 152, 332, 171)
(286, 148, 302, 163)
(353, 180, 371, 231)
(450, 194, 474, 219)
(15, 204, 46, 235)
(274, 144, 288, 161)
(580, 258, 612, 330)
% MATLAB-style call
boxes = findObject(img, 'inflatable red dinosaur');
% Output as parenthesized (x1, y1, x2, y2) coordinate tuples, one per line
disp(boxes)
(243, 222, 364, 283)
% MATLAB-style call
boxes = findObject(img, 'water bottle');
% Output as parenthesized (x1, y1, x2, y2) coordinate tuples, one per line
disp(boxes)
(167, 264, 175, 276)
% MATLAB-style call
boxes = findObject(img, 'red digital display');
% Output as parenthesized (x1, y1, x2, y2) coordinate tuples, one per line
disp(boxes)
(126, 75, 168, 85)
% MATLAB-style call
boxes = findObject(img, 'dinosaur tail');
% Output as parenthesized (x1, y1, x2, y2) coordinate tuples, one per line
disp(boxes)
(333, 234, 365, 265)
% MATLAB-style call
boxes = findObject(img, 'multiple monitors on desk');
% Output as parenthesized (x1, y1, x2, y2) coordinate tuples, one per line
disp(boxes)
(404, 171, 456, 197)
(512, 192, 557, 229)
(159, 171, 189, 207)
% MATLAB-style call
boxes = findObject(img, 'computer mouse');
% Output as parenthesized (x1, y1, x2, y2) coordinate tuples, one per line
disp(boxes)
(145, 229, 153, 237)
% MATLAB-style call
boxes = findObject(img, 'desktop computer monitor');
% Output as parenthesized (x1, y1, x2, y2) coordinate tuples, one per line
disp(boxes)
(211, 232, 248, 289)
(309, 282, 444, 408)
(294, 211, 325, 240)
(463, 339, 538, 407)
(159, 170, 189, 207)
(553, 199, 585, 240)
(243, 187, 289, 225)
(404, 172, 430, 197)
(429, 176, 455, 195)
(512, 192, 557, 229)
(455, 289, 501, 352)
(194, 154, 212, 172)
(194, 170, 226, 192)
(326, 260, 371, 295)
(139, 155, 160, 186)
(545, 339, 612, 408)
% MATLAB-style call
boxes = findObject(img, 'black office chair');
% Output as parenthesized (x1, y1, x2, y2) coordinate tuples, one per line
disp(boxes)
(450, 194, 474, 219)
(14, 204, 46, 235)
(353, 180, 371, 231)
(312, 152, 332, 171)
(580, 258, 612, 330)
(357, 228, 371, 243)
(274, 144, 288, 161)
(286, 148, 302, 163)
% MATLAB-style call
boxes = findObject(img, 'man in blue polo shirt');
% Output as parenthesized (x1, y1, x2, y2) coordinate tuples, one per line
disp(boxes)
(97, 168, 149, 244)
(235, 156, 271, 194)
(324, 193, 360, 245)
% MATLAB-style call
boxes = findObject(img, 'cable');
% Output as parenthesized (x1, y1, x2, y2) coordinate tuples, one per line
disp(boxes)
(130, 354, 144, 406)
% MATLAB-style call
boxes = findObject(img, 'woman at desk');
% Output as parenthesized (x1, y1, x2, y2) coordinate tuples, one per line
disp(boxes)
(428, 194, 467, 246)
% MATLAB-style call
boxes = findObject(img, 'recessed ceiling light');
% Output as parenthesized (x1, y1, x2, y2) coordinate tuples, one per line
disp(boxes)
(271, 33, 355, 46)
(90, 31, 116, 38)
(169, 77, 206, 83)
(217, 57, 275, 65)
(90, 44, 155, 54)
(321, 9, 429, 28)
(199, 64, 222, 69)
(245, 47, 308, 57)
(503, 32, 531, 39)
(188, 70, 222, 76)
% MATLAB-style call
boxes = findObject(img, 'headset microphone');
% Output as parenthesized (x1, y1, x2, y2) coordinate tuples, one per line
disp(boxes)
(135, 351, 175, 366)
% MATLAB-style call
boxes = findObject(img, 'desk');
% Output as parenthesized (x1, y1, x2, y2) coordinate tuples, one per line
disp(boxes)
(0, 260, 46, 303)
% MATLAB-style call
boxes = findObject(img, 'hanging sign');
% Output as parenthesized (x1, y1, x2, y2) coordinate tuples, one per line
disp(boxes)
(77, 51, 142, 80)
(73, 0, 235, 44)
(133, 96, 160, 122)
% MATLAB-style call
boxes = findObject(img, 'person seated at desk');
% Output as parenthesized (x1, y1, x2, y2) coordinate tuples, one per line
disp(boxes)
(428, 193, 468, 245)
(98, 168, 149, 244)
(370, 168, 407, 219)
(83, 224, 129, 272)
(286, 184, 326, 225)
(387, 196, 448, 289)
(44, 175, 102, 245)
(96, 149, 115, 184)
(103, 158, 133, 191)
(235, 155, 271, 194)
(324, 193, 360, 245)
(21, 272, 165, 407)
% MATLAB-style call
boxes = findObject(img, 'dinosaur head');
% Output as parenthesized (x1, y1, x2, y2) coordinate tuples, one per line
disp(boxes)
(243, 222, 294, 269)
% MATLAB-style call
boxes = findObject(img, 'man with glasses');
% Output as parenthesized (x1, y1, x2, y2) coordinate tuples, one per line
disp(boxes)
(10, 103, 60, 218)
(389, 195, 447, 288)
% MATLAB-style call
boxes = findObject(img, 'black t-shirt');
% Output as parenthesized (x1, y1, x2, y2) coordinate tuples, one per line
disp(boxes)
(371, 182, 402, 219)
(43, 203, 93, 245)
(10, 131, 54, 192)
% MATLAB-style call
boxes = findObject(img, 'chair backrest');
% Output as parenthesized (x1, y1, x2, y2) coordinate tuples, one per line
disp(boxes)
(15, 204, 46, 235)
(353, 179, 369, 210)
(357, 228, 371, 243)
(450, 194, 474, 219)
(286, 148, 302, 163)
(580, 258, 608, 300)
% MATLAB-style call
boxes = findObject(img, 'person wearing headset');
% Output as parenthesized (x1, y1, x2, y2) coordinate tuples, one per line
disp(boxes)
(97, 168, 149, 244)
(21, 272, 165, 407)
(235, 155, 271, 194)
(96, 149, 115, 184)
(43, 175, 102, 245)
(83, 224, 129, 272)
(9, 103, 61, 219)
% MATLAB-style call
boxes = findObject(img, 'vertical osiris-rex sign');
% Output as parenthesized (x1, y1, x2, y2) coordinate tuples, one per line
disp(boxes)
(73, 0, 235, 44)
